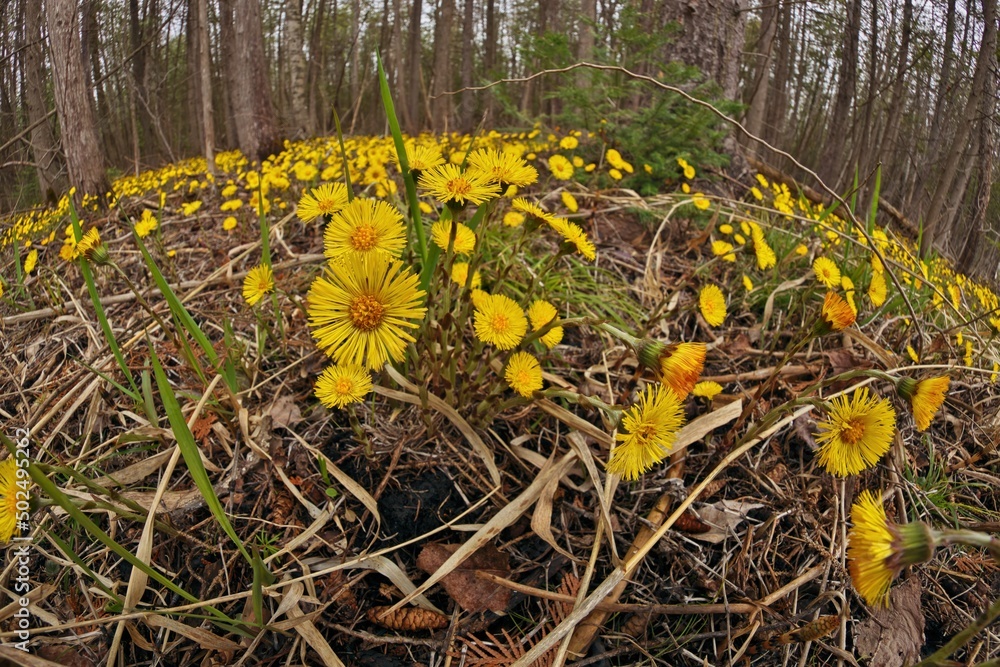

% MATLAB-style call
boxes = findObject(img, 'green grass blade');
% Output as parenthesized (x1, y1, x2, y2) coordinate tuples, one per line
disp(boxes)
(332, 108, 355, 202)
(0, 433, 244, 634)
(376, 51, 427, 271)
(251, 545, 274, 628)
(68, 202, 140, 401)
(867, 163, 881, 238)
(133, 231, 224, 387)
(149, 345, 253, 566)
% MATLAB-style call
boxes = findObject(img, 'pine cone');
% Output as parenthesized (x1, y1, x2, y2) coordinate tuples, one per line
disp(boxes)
(366, 606, 449, 631)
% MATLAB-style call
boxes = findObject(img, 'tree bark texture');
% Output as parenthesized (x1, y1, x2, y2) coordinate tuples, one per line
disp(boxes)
(45, 0, 109, 197)
(220, 0, 280, 161)
(23, 0, 65, 199)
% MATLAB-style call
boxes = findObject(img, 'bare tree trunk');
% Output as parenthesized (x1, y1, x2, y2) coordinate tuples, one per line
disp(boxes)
(195, 0, 215, 172)
(660, 0, 747, 101)
(875, 0, 911, 177)
(577, 0, 596, 90)
(921, 0, 996, 256)
(818, 0, 861, 187)
(764, 0, 791, 147)
(306, 0, 327, 134)
(430, 0, 455, 132)
(46, 0, 108, 197)
(23, 0, 65, 199)
(458, 0, 475, 132)
(403, 0, 422, 133)
(483, 0, 496, 124)
(285, 0, 309, 135)
(221, 0, 280, 160)
(742, 0, 777, 155)
(349, 0, 360, 103)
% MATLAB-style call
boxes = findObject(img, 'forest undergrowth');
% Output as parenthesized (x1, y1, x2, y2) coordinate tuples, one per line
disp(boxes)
(1, 78, 1000, 667)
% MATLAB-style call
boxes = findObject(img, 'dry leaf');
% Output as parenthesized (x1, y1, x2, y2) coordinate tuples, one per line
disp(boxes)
(417, 542, 511, 613)
(268, 395, 303, 429)
(191, 412, 217, 443)
(689, 500, 763, 543)
(854, 575, 924, 667)
(367, 606, 449, 631)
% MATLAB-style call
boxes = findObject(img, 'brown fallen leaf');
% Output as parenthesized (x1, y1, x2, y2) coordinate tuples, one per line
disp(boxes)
(267, 395, 303, 429)
(367, 606, 449, 631)
(417, 542, 511, 613)
(854, 575, 924, 667)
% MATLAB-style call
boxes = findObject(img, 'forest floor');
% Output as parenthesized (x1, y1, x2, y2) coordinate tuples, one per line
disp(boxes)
(1, 131, 999, 667)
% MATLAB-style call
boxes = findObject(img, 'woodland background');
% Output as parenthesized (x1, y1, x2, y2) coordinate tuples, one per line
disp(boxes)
(0, 0, 998, 280)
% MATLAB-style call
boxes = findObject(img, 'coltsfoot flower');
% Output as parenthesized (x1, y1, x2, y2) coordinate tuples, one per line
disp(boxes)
(505, 351, 543, 398)
(815, 388, 896, 476)
(298, 182, 350, 222)
(527, 300, 564, 349)
(637, 340, 706, 400)
(813, 257, 841, 288)
(699, 285, 726, 327)
(315, 364, 373, 408)
(474, 293, 528, 350)
(606, 383, 685, 480)
(431, 219, 477, 254)
(896, 376, 949, 432)
(243, 264, 274, 306)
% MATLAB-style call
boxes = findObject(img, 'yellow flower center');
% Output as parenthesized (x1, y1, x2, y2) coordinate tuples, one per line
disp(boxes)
(317, 198, 339, 215)
(841, 418, 867, 445)
(447, 177, 472, 197)
(489, 313, 510, 333)
(350, 225, 378, 251)
(257, 279, 270, 293)
(349, 294, 387, 331)
(335, 377, 354, 395)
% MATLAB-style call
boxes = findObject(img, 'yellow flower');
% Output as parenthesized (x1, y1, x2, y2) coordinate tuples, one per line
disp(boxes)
(795, 244, 809, 256)
(474, 293, 528, 350)
(243, 264, 274, 306)
(135, 210, 159, 238)
(76, 227, 104, 262)
(683, 164, 695, 179)
(718, 223, 733, 235)
(420, 163, 499, 207)
(450, 262, 482, 289)
(223, 216, 238, 231)
(607, 149, 626, 170)
(991, 361, 999, 384)
(906, 345, 919, 363)
(431, 219, 477, 254)
(547, 217, 596, 260)
(609, 168, 623, 180)
(220, 199, 243, 212)
(636, 340, 706, 400)
(559, 135, 579, 150)
(691, 381, 723, 401)
(896, 376, 949, 431)
(324, 198, 406, 260)
(868, 270, 887, 307)
(307, 253, 427, 369)
(221, 184, 239, 198)
(964, 340, 973, 367)
(691, 194, 711, 210)
(819, 291, 856, 333)
(560, 191, 579, 213)
(395, 143, 445, 173)
(699, 284, 726, 327)
(470, 288, 491, 309)
(512, 197, 553, 226)
(314, 364, 372, 408)
(752, 227, 776, 269)
(467, 148, 538, 188)
(298, 182, 350, 222)
(750, 186, 764, 201)
(0, 458, 22, 542)
(181, 200, 202, 215)
(755, 173, 769, 188)
(0, 280, 4, 299)
(606, 383, 685, 480)
(527, 299, 564, 349)
(23, 249, 38, 274)
(742, 275, 754, 292)
(813, 257, 841, 288)
(711, 240, 736, 262)
(848, 490, 934, 607)
(505, 351, 544, 397)
(504, 211, 526, 228)
(815, 387, 896, 476)
(547, 154, 575, 180)
(948, 284, 961, 310)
